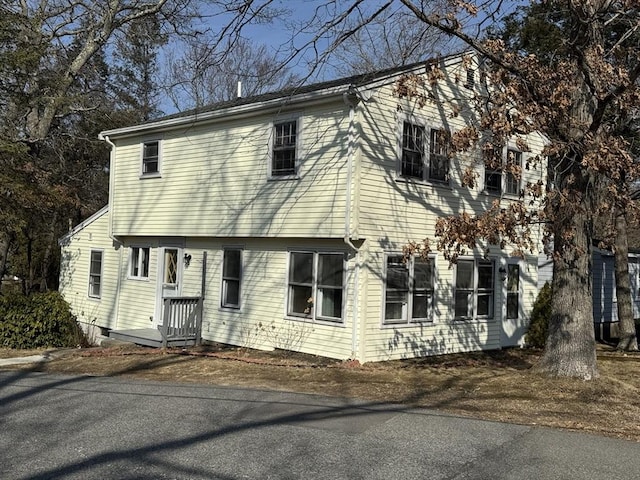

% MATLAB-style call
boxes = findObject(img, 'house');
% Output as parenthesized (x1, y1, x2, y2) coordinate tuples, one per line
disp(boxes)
(59, 53, 547, 362)
(538, 247, 640, 341)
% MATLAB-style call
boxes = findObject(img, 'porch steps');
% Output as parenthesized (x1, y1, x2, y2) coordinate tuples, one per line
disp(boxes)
(108, 328, 197, 348)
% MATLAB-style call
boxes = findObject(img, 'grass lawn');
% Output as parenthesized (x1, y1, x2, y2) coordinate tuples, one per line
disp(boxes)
(1, 343, 639, 442)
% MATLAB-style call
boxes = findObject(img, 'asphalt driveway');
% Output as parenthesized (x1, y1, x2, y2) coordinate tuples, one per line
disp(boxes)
(1, 370, 638, 480)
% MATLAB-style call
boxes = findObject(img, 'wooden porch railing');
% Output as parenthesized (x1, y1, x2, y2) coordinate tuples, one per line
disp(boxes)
(160, 296, 203, 348)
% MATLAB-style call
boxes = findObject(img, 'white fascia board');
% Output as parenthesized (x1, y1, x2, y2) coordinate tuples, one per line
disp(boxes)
(100, 85, 352, 139)
(58, 205, 109, 245)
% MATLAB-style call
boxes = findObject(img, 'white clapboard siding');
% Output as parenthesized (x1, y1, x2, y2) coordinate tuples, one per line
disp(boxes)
(111, 101, 350, 239)
(59, 208, 121, 336)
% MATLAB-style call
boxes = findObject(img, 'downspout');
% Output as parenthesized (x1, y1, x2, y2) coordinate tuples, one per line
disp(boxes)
(343, 89, 360, 359)
(98, 133, 124, 330)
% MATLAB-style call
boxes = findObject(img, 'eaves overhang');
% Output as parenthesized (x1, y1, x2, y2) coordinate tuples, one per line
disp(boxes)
(99, 84, 353, 140)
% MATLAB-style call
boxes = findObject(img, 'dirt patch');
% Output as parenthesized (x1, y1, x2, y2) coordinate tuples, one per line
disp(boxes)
(2, 343, 639, 442)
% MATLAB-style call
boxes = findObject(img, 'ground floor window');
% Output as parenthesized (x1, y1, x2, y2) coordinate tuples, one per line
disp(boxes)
(384, 255, 435, 324)
(506, 264, 520, 319)
(129, 246, 150, 279)
(221, 248, 242, 309)
(287, 251, 344, 322)
(454, 258, 495, 319)
(88, 250, 103, 298)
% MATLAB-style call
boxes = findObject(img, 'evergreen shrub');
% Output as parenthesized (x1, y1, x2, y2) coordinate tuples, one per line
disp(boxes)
(0, 291, 87, 349)
(525, 282, 552, 348)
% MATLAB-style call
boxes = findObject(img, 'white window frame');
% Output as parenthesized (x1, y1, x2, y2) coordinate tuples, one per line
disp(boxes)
(221, 247, 243, 310)
(129, 246, 150, 280)
(483, 147, 522, 196)
(269, 116, 301, 179)
(398, 118, 450, 185)
(286, 250, 345, 324)
(88, 249, 103, 299)
(140, 138, 162, 178)
(383, 254, 436, 325)
(454, 258, 495, 320)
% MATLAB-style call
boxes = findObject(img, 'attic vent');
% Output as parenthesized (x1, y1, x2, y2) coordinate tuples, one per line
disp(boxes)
(464, 68, 475, 89)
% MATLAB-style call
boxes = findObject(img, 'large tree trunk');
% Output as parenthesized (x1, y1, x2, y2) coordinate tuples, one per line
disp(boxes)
(613, 209, 638, 351)
(537, 200, 598, 379)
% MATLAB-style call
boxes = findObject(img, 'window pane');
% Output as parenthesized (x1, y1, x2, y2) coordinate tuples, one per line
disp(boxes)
(143, 141, 159, 174)
(223, 250, 241, 279)
(385, 291, 407, 321)
(455, 291, 471, 317)
(401, 122, 424, 178)
(289, 285, 313, 315)
(412, 292, 431, 319)
(318, 254, 343, 287)
(413, 261, 433, 290)
(485, 170, 501, 193)
(429, 129, 448, 182)
(272, 121, 297, 176)
(290, 252, 313, 284)
(456, 261, 473, 289)
(477, 293, 493, 317)
(141, 248, 150, 277)
(164, 249, 178, 284)
(507, 264, 519, 319)
(478, 261, 494, 289)
(131, 248, 140, 276)
(90, 251, 102, 275)
(507, 293, 519, 319)
(387, 256, 409, 290)
(319, 287, 342, 319)
(224, 280, 240, 307)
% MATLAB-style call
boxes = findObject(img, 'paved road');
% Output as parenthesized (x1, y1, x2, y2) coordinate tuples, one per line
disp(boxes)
(1, 370, 638, 480)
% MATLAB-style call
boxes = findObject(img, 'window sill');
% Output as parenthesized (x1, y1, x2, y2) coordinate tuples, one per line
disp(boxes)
(381, 319, 434, 328)
(453, 316, 496, 322)
(219, 306, 241, 313)
(127, 276, 150, 282)
(480, 189, 519, 200)
(395, 176, 452, 189)
(284, 315, 345, 327)
(268, 174, 300, 181)
(87, 295, 102, 301)
(139, 172, 162, 179)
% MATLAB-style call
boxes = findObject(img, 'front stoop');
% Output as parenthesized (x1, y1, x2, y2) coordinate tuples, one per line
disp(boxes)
(108, 328, 197, 348)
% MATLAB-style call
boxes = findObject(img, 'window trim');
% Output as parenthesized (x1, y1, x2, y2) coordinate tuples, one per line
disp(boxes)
(268, 116, 302, 180)
(140, 138, 162, 178)
(129, 246, 151, 280)
(397, 117, 450, 186)
(382, 253, 437, 326)
(483, 146, 523, 197)
(220, 247, 243, 310)
(453, 257, 496, 321)
(285, 250, 346, 324)
(88, 249, 104, 299)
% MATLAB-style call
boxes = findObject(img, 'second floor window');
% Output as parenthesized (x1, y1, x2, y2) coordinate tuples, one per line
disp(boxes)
(272, 120, 297, 177)
(142, 140, 160, 175)
(401, 122, 449, 183)
(484, 148, 521, 196)
(130, 246, 150, 279)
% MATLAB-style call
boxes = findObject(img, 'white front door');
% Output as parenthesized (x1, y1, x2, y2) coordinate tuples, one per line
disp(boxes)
(155, 247, 183, 328)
